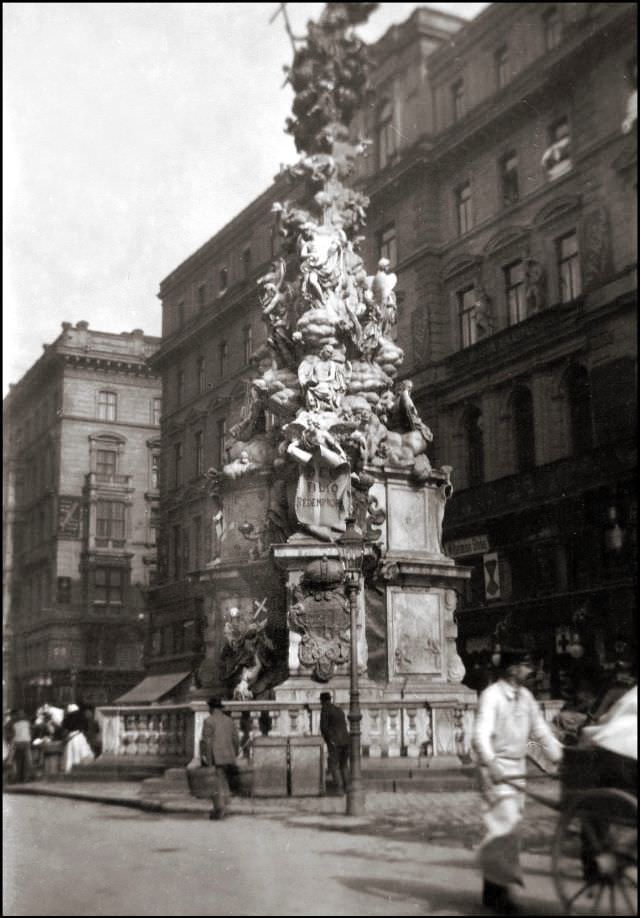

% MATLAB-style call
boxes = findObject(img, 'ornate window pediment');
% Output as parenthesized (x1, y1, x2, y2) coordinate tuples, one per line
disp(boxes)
(533, 194, 581, 227)
(442, 253, 480, 282)
(483, 226, 529, 256)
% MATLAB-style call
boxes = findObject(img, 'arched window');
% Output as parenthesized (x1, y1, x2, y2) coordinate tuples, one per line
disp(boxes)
(565, 365, 593, 455)
(464, 405, 484, 487)
(512, 385, 535, 472)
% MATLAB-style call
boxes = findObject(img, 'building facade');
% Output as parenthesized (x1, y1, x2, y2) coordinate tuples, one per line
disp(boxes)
(148, 2, 636, 698)
(3, 322, 162, 711)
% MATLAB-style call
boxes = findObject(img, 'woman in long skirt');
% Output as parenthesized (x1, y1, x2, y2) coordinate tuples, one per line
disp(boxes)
(62, 704, 94, 773)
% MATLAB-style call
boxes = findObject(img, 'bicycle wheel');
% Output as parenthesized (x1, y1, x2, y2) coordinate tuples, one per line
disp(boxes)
(552, 788, 637, 915)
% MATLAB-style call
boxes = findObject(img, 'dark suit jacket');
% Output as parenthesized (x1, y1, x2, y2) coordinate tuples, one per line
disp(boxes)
(200, 709, 240, 766)
(320, 703, 349, 747)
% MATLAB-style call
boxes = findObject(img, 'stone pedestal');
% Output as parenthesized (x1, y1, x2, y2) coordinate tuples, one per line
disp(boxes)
(272, 468, 475, 718)
(272, 540, 368, 700)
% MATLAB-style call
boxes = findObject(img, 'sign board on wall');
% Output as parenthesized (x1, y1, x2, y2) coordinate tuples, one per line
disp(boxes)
(58, 497, 82, 539)
(445, 534, 490, 558)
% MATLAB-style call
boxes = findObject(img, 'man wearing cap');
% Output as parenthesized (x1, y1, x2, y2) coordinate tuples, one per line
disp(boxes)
(473, 647, 563, 915)
(200, 697, 240, 820)
(319, 692, 350, 795)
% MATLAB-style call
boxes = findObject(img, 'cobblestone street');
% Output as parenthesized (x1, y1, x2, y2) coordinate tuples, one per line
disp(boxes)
(5, 778, 561, 851)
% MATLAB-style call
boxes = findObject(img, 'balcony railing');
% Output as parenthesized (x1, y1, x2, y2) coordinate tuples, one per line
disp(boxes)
(447, 439, 636, 530)
(93, 473, 131, 486)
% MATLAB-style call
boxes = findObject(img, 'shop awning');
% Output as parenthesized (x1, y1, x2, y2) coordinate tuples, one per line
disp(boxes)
(114, 671, 192, 704)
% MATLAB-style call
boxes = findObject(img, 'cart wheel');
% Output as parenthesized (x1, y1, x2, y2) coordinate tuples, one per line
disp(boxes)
(552, 788, 637, 916)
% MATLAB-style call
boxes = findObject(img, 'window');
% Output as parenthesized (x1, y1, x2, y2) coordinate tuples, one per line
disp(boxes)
(512, 386, 535, 472)
(193, 516, 202, 569)
(96, 500, 126, 541)
(219, 267, 228, 293)
(150, 453, 160, 490)
(542, 117, 571, 179)
(183, 530, 190, 572)
(172, 525, 181, 579)
(217, 419, 227, 468)
(152, 397, 162, 425)
(94, 567, 124, 606)
(495, 46, 509, 89)
(566, 365, 593, 455)
(194, 430, 204, 477)
(243, 325, 253, 366)
(219, 341, 228, 378)
(57, 577, 71, 604)
(197, 356, 206, 394)
(174, 442, 183, 488)
(455, 183, 472, 235)
(96, 449, 117, 481)
(458, 286, 477, 348)
(177, 301, 185, 328)
(163, 625, 174, 656)
(242, 247, 252, 279)
(149, 506, 159, 545)
(543, 7, 562, 51)
(177, 368, 185, 405)
(378, 224, 398, 268)
(557, 231, 581, 303)
(504, 260, 526, 324)
(452, 79, 465, 122)
(197, 283, 207, 310)
(173, 622, 185, 655)
(500, 152, 519, 206)
(377, 99, 396, 170)
(464, 405, 485, 487)
(97, 391, 117, 421)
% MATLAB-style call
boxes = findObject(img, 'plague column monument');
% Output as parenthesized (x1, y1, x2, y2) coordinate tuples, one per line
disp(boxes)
(205, 2, 475, 750)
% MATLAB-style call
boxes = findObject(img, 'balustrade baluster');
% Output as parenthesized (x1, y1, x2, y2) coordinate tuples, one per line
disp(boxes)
(386, 708, 400, 757)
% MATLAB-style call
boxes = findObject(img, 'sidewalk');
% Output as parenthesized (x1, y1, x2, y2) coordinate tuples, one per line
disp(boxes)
(4, 776, 561, 850)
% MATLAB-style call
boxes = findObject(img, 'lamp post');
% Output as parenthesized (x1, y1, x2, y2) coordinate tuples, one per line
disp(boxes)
(338, 517, 365, 817)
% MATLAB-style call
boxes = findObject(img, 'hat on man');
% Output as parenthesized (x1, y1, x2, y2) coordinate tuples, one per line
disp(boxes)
(499, 647, 534, 669)
(207, 696, 223, 709)
(66, 703, 79, 713)
(319, 692, 332, 703)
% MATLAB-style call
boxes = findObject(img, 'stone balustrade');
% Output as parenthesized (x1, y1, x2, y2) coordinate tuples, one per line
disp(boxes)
(98, 698, 565, 767)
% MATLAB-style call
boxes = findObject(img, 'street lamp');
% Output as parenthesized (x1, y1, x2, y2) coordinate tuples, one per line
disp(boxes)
(337, 517, 365, 817)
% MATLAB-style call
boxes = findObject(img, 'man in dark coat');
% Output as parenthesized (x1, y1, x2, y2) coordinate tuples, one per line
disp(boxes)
(319, 691, 350, 795)
(200, 697, 240, 820)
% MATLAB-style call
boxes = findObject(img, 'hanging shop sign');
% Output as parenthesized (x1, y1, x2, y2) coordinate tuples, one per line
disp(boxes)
(483, 552, 501, 600)
(555, 626, 572, 654)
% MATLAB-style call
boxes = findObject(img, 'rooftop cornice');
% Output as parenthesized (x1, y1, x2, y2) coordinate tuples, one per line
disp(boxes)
(59, 351, 159, 378)
(369, 6, 467, 66)
(4, 326, 161, 410)
(428, 7, 636, 165)
(150, 280, 257, 370)
(426, 2, 530, 76)
(158, 172, 293, 297)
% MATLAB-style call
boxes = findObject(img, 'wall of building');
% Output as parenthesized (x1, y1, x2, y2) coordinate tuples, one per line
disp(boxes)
(4, 324, 162, 709)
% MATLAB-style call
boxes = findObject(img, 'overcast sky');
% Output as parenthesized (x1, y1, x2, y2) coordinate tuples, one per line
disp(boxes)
(3, 2, 488, 395)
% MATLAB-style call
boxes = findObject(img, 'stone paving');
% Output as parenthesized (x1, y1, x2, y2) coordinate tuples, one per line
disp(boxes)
(4, 777, 562, 851)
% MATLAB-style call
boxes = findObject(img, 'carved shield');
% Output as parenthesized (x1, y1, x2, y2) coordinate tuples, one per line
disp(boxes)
(289, 586, 350, 682)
